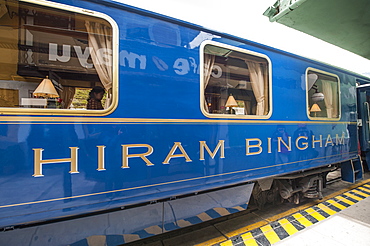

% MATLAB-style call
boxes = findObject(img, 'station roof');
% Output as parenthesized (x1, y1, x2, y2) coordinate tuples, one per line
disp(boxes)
(263, 0, 370, 60)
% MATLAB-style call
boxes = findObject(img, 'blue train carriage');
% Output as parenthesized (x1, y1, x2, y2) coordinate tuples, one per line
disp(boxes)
(0, 0, 368, 245)
(357, 80, 370, 171)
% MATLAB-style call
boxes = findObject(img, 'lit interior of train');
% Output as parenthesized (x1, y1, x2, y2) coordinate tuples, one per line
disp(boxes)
(0, 1, 113, 110)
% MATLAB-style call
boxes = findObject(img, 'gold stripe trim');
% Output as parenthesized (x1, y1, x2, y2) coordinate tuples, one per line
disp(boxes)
(0, 116, 357, 124)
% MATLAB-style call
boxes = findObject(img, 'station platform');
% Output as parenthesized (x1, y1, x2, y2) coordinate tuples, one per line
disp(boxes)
(215, 180, 370, 246)
(273, 191, 370, 246)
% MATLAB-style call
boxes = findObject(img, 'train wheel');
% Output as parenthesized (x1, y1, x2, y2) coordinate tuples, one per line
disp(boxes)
(252, 182, 266, 209)
(293, 193, 300, 205)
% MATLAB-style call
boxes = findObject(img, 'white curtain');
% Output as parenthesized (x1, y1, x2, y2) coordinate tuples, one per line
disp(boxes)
(322, 80, 338, 118)
(245, 61, 266, 115)
(85, 21, 113, 108)
(60, 87, 75, 109)
(203, 54, 215, 112)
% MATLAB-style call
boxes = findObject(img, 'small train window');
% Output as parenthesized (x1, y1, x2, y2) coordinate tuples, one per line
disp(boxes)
(307, 69, 340, 119)
(201, 42, 270, 118)
(0, 0, 117, 115)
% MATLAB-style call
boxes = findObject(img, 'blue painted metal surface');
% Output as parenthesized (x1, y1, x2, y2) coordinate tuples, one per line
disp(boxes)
(0, 0, 368, 244)
(0, 183, 254, 245)
(356, 82, 370, 170)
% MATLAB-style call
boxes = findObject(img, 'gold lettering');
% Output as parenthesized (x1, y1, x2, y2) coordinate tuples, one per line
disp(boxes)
(122, 144, 154, 168)
(33, 147, 79, 177)
(199, 140, 225, 160)
(97, 145, 106, 171)
(246, 138, 262, 156)
(312, 135, 323, 148)
(278, 136, 291, 152)
(336, 133, 345, 145)
(325, 134, 334, 147)
(267, 138, 272, 153)
(296, 136, 309, 150)
(163, 142, 192, 164)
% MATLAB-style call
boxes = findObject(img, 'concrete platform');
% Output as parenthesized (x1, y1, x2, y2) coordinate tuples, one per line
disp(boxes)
(274, 191, 370, 246)
(212, 181, 370, 246)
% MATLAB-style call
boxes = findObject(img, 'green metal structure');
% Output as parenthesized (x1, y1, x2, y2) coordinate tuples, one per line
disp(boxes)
(264, 0, 370, 59)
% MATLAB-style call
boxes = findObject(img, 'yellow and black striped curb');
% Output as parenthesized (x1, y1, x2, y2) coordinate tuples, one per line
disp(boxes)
(213, 182, 370, 246)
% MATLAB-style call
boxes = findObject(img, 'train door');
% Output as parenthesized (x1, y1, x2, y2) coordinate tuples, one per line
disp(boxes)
(357, 81, 370, 169)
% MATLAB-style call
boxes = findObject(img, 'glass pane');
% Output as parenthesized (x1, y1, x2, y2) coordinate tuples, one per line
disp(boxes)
(0, 1, 113, 111)
(203, 44, 269, 116)
(307, 70, 339, 119)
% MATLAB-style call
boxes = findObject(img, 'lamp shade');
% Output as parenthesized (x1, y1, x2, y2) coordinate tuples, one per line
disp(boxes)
(33, 77, 59, 98)
(225, 94, 238, 108)
(310, 103, 321, 112)
(312, 92, 324, 102)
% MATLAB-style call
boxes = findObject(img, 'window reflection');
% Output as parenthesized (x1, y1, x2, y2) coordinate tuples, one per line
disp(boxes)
(307, 70, 339, 119)
(203, 44, 270, 117)
(0, 1, 113, 111)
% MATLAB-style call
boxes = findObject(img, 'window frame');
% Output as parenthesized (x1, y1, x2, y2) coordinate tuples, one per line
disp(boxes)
(0, 0, 119, 116)
(306, 67, 341, 121)
(200, 41, 272, 119)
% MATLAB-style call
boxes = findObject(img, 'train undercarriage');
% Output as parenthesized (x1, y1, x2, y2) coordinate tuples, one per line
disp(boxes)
(252, 157, 364, 207)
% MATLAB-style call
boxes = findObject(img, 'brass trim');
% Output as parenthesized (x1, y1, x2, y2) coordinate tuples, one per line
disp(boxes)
(0, 116, 357, 124)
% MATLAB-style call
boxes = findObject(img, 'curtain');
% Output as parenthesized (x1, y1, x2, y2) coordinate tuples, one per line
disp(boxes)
(203, 54, 215, 112)
(60, 87, 75, 109)
(332, 87, 339, 117)
(322, 80, 338, 118)
(245, 61, 266, 115)
(262, 64, 269, 114)
(85, 21, 113, 108)
(0, 1, 7, 19)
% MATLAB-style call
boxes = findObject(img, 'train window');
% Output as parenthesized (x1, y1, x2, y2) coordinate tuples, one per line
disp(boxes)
(0, 0, 117, 114)
(201, 42, 271, 118)
(307, 69, 340, 119)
